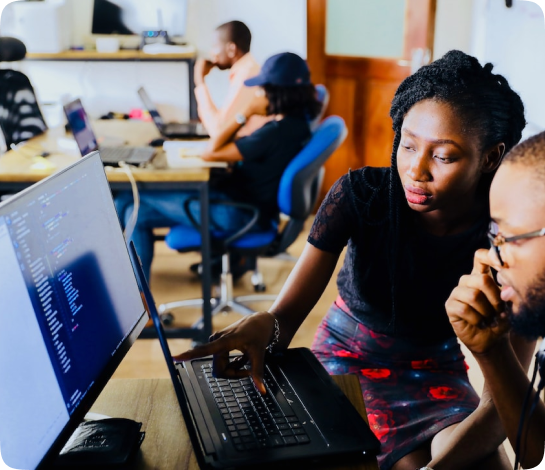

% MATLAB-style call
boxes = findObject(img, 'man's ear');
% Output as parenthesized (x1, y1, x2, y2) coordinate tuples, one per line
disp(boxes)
(226, 41, 237, 59)
(482, 143, 506, 173)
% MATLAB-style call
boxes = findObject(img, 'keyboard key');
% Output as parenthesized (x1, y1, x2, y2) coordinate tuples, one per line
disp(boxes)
(233, 418, 246, 425)
(292, 428, 306, 435)
(296, 434, 310, 444)
(290, 422, 302, 429)
(283, 436, 298, 446)
(280, 429, 293, 437)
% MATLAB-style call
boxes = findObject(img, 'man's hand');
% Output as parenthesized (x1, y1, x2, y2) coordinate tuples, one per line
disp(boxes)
(194, 59, 215, 86)
(446, 249, 510, 355)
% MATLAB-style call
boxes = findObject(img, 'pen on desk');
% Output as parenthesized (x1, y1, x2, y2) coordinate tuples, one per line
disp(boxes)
(10, 142, 50, 158)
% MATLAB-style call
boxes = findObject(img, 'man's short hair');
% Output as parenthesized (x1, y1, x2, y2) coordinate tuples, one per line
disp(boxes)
(216, 21, 252, 54)
(503, 131, 545, 182)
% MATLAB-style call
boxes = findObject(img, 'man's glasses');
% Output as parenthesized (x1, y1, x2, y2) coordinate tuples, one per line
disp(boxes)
(488, 224, 545, 267)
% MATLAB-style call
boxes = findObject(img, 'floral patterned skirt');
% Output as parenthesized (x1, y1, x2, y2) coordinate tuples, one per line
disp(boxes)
(311, 297, 480, 470)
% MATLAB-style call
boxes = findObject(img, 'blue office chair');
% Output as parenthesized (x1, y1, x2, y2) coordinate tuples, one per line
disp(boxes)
(0, 37, 47, 148)
(158, 115, 347, 326)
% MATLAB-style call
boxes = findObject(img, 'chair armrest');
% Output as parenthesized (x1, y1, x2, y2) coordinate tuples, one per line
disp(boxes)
(182, 197, 261, 246)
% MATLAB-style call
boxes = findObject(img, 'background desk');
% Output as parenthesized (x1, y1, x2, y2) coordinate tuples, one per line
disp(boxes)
(26, 50, 198, 120)
(90, 376, 380, 470)
(0, 120, 215, 342)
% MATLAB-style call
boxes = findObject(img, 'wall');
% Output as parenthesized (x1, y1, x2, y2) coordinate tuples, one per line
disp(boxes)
(433, 0, 474, 59)
(16, 0, 306, 127)
(472, 0, 545, 137)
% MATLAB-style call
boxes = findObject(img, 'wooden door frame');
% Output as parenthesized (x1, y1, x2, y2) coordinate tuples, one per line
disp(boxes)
(307, 0, 436, 200)
(307, 0, 437, 81)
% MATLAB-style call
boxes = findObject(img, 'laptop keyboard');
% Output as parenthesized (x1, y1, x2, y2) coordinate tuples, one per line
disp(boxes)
(101, 147, 154, 163)
(201, 363, 311, 451)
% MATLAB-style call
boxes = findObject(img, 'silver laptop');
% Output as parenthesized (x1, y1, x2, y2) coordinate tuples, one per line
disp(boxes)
(138, 86, 208, 138)
(0, 152, 148, 469)
(63, 98, 156, 166)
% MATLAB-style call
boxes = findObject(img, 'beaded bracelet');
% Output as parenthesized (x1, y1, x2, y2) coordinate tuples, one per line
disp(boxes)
(267, 317, 280, 353)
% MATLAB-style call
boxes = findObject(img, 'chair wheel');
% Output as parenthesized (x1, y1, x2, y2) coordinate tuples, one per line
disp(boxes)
(161, 312, 174, 326)
(254, 284, 266, 293)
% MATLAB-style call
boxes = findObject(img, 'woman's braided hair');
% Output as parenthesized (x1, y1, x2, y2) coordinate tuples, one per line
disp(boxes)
(385, 50, 526, 332)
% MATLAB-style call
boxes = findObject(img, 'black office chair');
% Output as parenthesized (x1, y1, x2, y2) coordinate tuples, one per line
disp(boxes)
(158, 116, 348, 327)
(0, 37, 47, 148)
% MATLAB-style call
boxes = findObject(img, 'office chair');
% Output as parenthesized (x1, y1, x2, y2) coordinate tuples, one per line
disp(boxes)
(0, 37, 47, 149)
(158, 115, 347, 327)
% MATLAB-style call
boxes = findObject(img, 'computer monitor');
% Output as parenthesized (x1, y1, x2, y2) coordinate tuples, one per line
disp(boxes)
(91, 0, 188, 39)
(0, 152, 147, 469)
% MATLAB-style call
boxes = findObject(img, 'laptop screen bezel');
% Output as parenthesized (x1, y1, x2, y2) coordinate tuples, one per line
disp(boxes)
(0, 152, 148, 469)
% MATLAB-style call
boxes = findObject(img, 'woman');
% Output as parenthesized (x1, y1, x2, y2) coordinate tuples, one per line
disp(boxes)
(115, 52, 321, 280)
(175, 51, 534, 469)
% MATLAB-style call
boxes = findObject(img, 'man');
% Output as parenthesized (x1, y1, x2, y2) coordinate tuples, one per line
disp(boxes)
(195, 20, 267, 138)
(445, 131, 545, 469)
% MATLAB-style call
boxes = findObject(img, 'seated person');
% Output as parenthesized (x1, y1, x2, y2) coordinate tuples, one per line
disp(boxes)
(446, 131, 545, 469)
(195, 20, 268, 138)
(115, 52, 321, 281)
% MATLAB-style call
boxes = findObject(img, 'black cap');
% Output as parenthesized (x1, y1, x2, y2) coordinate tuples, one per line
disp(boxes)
(244, 52, 311, 87)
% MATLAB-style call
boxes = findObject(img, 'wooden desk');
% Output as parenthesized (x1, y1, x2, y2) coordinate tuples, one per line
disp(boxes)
(90, 376, 380, 470)
(0, 121, 214, 343)
(26, 50, 198, 120)
(0, 121, 210, 190)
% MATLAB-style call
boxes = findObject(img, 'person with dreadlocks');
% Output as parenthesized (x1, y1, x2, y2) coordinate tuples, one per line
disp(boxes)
(175, 50, 533, 469)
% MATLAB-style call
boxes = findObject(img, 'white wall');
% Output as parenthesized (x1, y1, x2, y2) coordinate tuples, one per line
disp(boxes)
(471, 0, 545, 137)
(17, 0, 306, 127)
(433, 0, 474, 60)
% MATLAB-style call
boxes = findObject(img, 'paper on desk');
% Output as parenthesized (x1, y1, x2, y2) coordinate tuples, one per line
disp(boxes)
(163, 140, 209, 151)
(163, 141, 227, 168)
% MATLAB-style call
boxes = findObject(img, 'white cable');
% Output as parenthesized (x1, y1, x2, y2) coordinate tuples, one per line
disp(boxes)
(118, 161, 140, 241)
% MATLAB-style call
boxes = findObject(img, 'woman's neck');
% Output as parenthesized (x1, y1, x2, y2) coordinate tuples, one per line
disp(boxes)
(416, 196, 487, 237)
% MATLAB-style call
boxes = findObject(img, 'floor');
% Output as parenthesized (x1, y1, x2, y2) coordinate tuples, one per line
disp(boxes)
(112, 216, 522, 463)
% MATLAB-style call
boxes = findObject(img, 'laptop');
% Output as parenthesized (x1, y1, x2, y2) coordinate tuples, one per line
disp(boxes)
(138, 86, 209, 138)
(0, 152, 148, 469)
(128, 242, 381, 469)
(63, 98, 156, 166)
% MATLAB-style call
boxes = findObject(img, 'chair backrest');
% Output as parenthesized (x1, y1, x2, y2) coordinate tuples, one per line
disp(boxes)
(309, 84, 330, 131)
(0, 37, 47, 148)
(273, 115, 347, 253)
(0, 37, 26, 62)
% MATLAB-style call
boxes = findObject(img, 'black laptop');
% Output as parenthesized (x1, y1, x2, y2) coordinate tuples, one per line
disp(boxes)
(138, 86, 209, 138)
(63, 98, 156, 166)
(128, 242, 381, 469)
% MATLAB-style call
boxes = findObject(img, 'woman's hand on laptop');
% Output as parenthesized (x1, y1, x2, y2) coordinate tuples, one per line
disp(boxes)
(445, 248, 510, 355)
(173, 311, 277, 394)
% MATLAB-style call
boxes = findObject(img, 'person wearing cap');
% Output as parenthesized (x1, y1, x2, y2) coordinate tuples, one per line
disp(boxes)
(194, 20, 268, 138)
(115, 52, 321, 281)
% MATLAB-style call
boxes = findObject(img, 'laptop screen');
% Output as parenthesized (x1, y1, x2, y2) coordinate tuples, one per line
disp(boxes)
(0, 153, 146, 469)
(137, 87, 165, 129)
(63, 99, 100, 156)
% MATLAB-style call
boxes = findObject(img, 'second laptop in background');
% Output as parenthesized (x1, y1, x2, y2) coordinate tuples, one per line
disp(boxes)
(138, 87, 208, 139)
(63, 99, 156, 166)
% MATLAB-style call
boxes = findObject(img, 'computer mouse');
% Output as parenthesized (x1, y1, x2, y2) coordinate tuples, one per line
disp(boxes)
(149, 138, 165, 147)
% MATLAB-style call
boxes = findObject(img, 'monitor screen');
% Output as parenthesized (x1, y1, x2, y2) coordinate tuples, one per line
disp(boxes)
(64, 99, 99, 156)
(0, 153, 147, 469)
(92, 0, 188, 37)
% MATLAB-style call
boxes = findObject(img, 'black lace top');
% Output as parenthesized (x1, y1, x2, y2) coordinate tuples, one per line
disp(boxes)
(308, 167, 489, 344)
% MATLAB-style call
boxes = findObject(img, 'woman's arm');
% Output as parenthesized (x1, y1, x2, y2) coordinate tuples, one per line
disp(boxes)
(202, 89, 269, 161)
(174, 243, 341, 393)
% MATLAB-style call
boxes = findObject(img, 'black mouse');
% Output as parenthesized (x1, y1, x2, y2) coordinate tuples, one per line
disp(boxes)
(149, 138, 165, 147)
